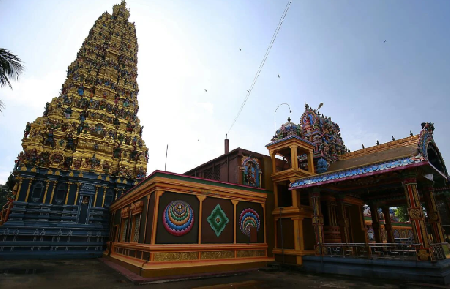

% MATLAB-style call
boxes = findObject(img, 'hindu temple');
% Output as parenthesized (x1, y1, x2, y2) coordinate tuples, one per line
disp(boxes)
(0, 1, 147, 259)
(2, 1, 450, 286)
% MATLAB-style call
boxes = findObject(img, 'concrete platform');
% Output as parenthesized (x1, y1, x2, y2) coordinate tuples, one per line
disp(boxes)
(301, 256, 450, 285)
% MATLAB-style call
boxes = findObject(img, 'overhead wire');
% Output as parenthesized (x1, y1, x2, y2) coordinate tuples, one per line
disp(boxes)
(227, 1, 292, 136)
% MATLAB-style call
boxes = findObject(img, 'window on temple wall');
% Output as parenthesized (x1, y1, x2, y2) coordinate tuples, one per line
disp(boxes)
(212, 165, 221, 181)
(120, 217, 129, 242)
(31, 181, 44, 203)
(132, 213, 141, 243)
(54, 183, 68, 205)
(204, 167, 213, 180)
(277, 181, 292, 207)
(274, 148, 291, 172)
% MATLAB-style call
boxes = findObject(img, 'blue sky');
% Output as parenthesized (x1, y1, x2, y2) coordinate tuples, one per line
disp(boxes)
(0, 0, 449, 183)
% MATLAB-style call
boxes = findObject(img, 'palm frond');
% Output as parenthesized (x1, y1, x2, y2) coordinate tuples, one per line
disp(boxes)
(0, 48, 24, 89)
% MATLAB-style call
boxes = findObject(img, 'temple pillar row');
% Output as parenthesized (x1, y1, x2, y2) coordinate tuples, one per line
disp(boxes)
(382, 206, 395, 243)
(336, 196, 350, 243)
(402, 175, 432, 261)
(423, 185, 445, 243)
(369, 202, 382, 243)
(310, 190, 325, 255)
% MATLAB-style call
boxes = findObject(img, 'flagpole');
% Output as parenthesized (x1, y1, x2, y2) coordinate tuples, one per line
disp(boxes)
(165, 144, 168, 171)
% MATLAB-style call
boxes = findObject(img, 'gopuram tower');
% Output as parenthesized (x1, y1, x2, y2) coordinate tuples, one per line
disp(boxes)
(0, 1, 148, 259)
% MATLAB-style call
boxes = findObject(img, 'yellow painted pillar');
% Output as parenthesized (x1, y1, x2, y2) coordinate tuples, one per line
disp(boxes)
(49, 181, 57, 204)
(93, 185, 100, 207)
(101, 186, 108, 207)
(14, 177, 23, 201)
(262, 203, 267, 245)
(273, 184, 279, 208)
(270, 152, 276, 174)
(65, 182, 73, 205)
(151, 190, 163, 245)
(293, 216, 304, 265)
(232, 199, 239, 245)
(197, 195, 207, 245)
(291, 189, 298, 208)
(42, 180, 51, 204)
(74, 183, 81, 205)
(307, 151, 314, 174)
(290, 145, 298, 170)
(24, 178, 34, 202)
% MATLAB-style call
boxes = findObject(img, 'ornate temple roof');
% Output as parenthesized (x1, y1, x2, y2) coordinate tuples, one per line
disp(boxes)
(299, 104, 347, 163)
(266, 117, 313, 147)
(14, 1, 148, 181)
(290, 122, 450, 190)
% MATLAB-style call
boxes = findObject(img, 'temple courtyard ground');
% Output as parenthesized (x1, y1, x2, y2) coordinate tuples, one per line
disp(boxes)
(0, 259, 447, 289)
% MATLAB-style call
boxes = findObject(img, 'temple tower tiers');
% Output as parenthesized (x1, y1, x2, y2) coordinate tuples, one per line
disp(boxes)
(0, 1, 147, 259)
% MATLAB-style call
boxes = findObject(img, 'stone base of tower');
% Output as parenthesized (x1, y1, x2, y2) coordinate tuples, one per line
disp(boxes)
(0, 201, 109, 260)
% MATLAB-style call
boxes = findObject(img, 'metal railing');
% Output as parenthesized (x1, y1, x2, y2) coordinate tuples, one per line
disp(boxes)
(323, 242, 421, 260)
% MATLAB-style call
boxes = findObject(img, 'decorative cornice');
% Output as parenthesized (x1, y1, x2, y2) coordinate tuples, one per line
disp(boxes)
(265, 135, 314, 148)
(290, 156, 427, 190)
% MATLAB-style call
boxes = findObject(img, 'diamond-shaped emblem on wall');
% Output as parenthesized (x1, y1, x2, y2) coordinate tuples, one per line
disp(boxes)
(207, 204, 229, 237)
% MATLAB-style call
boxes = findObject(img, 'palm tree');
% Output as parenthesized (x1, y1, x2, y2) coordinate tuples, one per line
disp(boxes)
(0, 48, 24, 111)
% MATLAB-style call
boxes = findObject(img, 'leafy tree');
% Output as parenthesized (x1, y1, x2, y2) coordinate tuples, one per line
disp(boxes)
(0, 48, 24, 111)
(395, 206, 409, 222)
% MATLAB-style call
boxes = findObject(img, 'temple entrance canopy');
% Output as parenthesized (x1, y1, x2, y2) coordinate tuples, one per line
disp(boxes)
(289, 120, 450, 261)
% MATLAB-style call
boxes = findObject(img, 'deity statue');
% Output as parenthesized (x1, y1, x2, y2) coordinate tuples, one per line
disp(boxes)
(64, 107, 73, 119)
(44, 129, 55, 147)
(23, 122, 31, 138)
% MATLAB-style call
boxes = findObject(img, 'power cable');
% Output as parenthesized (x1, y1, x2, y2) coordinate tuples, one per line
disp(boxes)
(227, 1, 292, 136)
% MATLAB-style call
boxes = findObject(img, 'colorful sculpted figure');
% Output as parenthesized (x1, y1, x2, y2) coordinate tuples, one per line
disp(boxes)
(64, 107, 72, 119)
(24, 122, 31, 138)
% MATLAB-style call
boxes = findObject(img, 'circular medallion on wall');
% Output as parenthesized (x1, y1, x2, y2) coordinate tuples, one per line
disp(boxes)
(239, 208, 261, 237)
(163, 200, 195, 236)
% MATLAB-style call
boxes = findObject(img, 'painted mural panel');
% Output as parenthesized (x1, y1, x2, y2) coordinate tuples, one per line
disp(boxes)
(201, 197, 234, 244)
(236, 201, 264, 243)
(156, 192, 199, 244)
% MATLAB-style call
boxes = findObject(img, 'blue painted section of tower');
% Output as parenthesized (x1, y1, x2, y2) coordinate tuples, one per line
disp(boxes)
(0, 168, 135, 259)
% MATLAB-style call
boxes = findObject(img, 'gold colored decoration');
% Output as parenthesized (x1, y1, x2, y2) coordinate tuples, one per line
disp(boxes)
(49, 181, 57, 204)
(12, 1, 148, 192)
(236, 250, 265, 258)
(24, 178, 33, 202)
(200, 251, 235, 260)
(417, 249, 431, 261)
(121, 206, 130, 218)
(14, 177, 23, 201)
(65, 182, 73, 204)
(130, 200, 144, 215)
(74, 183, 80, 205)
(408, 208, 423, 220)
(312, 216, 324, 225)
(42, 180, 51, 203)
(153, 252, 198, 262)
